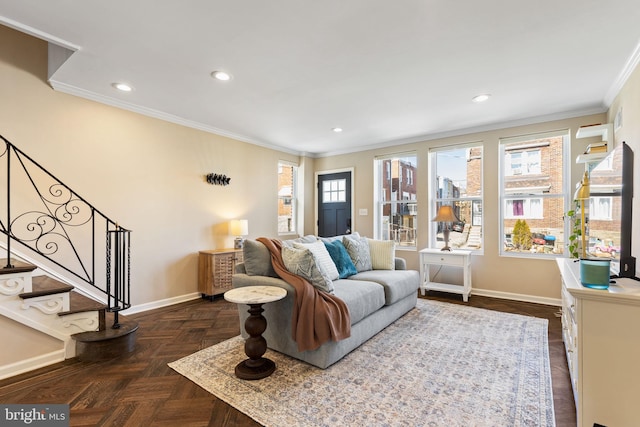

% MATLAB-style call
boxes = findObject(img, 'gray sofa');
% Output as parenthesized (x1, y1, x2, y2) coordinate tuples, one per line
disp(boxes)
(231, 235, 420, 369)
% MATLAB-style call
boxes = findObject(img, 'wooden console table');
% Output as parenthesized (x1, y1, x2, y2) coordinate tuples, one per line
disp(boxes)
(419, 248, 472, 302)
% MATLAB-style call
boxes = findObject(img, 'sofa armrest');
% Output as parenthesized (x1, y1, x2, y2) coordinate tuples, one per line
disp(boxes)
(394, 257, 407, 270)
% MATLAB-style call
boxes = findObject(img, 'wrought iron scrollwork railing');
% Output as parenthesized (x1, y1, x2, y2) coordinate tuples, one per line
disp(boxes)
(0, 135, 131, 324)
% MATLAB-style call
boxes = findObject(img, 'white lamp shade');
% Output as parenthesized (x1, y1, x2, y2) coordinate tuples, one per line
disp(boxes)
(230, 219, 249, 236)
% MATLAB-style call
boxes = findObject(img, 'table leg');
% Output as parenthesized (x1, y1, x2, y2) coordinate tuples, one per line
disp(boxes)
(235, 303, 276, 380)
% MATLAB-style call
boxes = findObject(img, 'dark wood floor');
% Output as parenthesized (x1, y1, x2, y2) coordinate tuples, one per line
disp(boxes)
(0, 293, 576, 426)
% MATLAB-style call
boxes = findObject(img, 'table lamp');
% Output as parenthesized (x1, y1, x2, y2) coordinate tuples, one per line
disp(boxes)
(432, 205, 459, 251)
(230, 219, 249, 249)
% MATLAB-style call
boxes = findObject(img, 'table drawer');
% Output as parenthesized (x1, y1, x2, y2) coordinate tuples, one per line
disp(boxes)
(422, 252, 465, 266)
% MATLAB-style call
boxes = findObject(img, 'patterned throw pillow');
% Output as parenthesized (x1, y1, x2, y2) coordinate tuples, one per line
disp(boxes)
(367, 238, 396, 270)
(293, 241, 340, 281)
(343, 234, 372, 272)
(324, 239, 358, 279)
(282, 246, 334, 293)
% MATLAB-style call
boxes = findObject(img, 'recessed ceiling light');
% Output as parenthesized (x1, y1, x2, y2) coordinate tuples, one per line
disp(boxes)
(472, 94, 491, 103)
(332, 127, 343, 133)
(211, 71, 232, 81)
(112, 82, 133, 92)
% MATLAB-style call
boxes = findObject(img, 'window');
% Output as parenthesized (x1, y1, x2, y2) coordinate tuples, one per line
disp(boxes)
(278, 162, 298, 234)
(506, 149, 541, 176)
(430, 143, 483, 250)
(322, 179, 346, 203)
(374, 153, 417, 248)
(505, 198, 543, 219)
(500, 131, 569, 256)
(590, 196, 612, 221)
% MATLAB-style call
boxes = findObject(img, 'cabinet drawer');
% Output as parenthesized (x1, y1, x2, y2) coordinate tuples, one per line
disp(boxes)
(422, 253, 465, 267)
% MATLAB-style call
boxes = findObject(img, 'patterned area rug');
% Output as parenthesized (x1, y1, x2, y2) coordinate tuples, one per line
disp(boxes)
(169, 299, 555, 426)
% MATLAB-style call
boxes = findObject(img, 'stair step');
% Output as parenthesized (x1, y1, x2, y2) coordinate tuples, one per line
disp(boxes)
(19, 275, 74, 299)
(72, 320, 139, 361)
(61, 291, 107, 315)
(0, 258, 37, 274)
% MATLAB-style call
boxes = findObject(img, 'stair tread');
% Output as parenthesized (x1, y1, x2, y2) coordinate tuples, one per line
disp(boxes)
(0, 258, 37, 274)
(60, 291, 107, 316)
(19, 275, 74, 298)
(72, 320, 139, 342)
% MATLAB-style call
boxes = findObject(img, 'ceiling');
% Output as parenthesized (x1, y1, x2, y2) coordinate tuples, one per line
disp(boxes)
(2, 1, 640, 157)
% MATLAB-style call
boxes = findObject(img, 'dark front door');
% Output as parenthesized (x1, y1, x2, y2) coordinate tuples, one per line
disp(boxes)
(317, 171, 352, 237)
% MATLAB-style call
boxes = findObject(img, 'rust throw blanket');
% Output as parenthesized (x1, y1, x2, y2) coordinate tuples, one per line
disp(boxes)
(257, 237, 351, 351)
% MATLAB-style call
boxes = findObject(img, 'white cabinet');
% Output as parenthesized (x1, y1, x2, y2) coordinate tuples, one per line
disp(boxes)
(556, 258, 640, 427)
(419, 248, 472, 302)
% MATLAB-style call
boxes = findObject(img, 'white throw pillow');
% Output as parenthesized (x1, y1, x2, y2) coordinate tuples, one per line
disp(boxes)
(294, 241, 340, 281)
(367, 238, 396, 270)
(282, 246, 334, 293)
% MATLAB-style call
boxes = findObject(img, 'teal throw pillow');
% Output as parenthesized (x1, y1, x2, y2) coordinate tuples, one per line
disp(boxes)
(324, 240, 358, 278)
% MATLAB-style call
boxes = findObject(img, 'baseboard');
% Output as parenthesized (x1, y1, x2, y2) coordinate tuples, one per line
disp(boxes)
(124, 292, 202, 315)
(0, 350, 66, 380)
(470, 288, 561, 307)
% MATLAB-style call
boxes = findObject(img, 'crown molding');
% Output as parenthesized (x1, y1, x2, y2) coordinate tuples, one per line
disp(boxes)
(48, 79, 303, 157)
(313, 106, 606, 158)
(0, 15, 79, 51)
(604, 38, 640, 106)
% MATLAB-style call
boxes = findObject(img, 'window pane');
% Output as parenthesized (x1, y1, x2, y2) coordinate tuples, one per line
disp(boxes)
(380, 201, 417, 247)
(375, 154, 417, 247)
(323, 179, 346, 203)
(278, 163, 297, 234)
(500, 133, 566, 256)
(432, 145, 483, 250)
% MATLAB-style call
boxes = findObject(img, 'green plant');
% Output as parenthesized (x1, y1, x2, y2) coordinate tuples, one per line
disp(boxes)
(565, 199, 583, 258)
(512, 219, 532, 250)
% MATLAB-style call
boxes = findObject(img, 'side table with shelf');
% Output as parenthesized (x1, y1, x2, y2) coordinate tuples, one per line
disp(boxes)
(419, 248, 472, 302)
(198, 248, 244, 298)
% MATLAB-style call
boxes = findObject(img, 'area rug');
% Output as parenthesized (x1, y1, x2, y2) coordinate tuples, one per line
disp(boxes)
(169, 299, 555, 426)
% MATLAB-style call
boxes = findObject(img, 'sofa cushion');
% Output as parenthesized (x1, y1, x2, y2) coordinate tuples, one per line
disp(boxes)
(323, 240, 358, 279)
(294, 241, 339, 281)
(367, 238, 395, 270)
(350, 269, 419, 305)
(243, 239, 277, 277)
(332, 279, 385, 325)
(343, 234, 372, 272)
(282, 245, 334, 293)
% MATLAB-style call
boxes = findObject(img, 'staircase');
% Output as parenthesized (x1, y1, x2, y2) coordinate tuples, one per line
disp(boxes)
(0, 258, 137, 366)
(0, 134, 135, 377)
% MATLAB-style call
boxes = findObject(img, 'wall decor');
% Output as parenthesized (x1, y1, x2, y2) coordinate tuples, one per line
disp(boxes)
(206, 173, 231, 186)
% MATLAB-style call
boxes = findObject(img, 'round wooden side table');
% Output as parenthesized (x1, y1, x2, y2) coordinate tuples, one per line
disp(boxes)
(224, 285, 287, 380)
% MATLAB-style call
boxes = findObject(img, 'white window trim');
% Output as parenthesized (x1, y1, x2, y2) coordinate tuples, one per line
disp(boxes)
(429, 142, 484, 252)
(278, 160, 299, 236)
(498, 130, 570, 258)
(373, 153, 417, 250)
